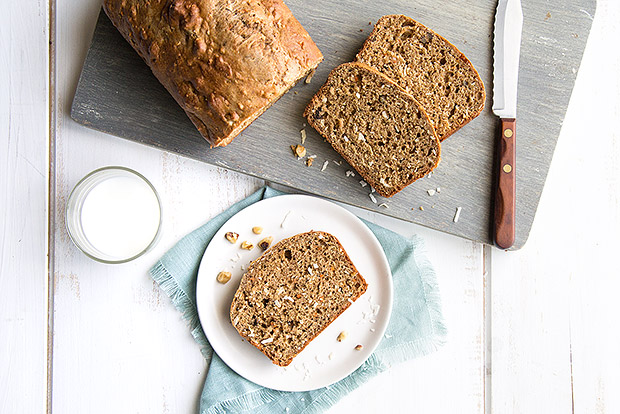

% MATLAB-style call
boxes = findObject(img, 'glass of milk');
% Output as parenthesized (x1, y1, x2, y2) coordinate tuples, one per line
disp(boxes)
(66, 166, 162, 264)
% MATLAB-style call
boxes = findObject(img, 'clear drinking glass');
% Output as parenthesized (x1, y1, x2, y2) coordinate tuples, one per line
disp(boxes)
(66, 166, 162, 264)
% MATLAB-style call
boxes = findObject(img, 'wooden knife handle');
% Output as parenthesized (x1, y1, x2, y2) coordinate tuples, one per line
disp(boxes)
(494, 118, 516, 249)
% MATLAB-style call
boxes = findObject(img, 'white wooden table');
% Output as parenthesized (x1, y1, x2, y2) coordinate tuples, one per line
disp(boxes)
(2, 1, 619, 412)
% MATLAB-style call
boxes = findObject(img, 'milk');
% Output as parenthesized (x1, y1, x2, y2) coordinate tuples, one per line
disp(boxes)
(79, 174, 161, 260)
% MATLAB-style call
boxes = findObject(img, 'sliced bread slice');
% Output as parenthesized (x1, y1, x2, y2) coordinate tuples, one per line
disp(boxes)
(304, 62, 440, 197)
(230, 231, 367, 367)
(356, 15, 486, 141)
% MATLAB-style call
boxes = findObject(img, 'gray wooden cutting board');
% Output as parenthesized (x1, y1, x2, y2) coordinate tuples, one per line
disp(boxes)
(71, 1, 595, 250)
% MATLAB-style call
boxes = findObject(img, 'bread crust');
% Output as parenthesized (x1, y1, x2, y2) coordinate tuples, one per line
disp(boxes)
(230, 231, 368, 366)
(103, 0, 323, 147)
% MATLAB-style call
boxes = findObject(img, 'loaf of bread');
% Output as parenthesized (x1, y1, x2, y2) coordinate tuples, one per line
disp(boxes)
(103, 0, 323, 147)
(304, 62, 441, 197)
(356, 15, 485, 141)
(230, 231, 368, 366)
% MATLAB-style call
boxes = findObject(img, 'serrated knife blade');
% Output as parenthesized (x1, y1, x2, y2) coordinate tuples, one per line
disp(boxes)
(492, 0, 523, 250)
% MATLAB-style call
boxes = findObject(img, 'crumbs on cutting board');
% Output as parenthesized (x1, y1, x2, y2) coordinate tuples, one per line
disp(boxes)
(453, 207, 462, 223)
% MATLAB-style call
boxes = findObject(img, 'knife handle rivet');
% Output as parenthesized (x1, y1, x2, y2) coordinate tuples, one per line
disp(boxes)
(503, 164, 513, 173)
(504, 128, 514, 138)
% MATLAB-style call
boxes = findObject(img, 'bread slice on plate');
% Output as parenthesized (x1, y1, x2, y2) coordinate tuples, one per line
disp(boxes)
(230, 231, 368, 367)
(304, 62, 440, 198)
(356, 15, 485, 141)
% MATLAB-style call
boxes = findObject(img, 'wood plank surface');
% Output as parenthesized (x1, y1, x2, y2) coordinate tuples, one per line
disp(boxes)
(70, 0, 595, 250)
(36, 0, 620, 413)
(0, 1, 49, 413)
(489, 1, 620, 412)
(51, 4, 485, 413)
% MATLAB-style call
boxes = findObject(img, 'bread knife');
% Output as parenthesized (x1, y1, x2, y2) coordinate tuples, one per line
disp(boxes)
(492, 0, 523, 249)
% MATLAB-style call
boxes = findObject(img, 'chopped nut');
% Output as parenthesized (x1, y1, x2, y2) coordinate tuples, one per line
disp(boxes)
(354, 344, 363, 351)
(306, 158, 313, 167)
(225, 232, 239, 243)
(300, 129, 307, 144)
(291, 144, 306, 158)
(252, 226, 263, 234)
(337, 331, 348, 342)
(240, 241, 254, 250)
(419, 206, 424, 211)
(258, 236, 274, 250)
(305, 68, 315, 84)
(216, 271, 232, 284)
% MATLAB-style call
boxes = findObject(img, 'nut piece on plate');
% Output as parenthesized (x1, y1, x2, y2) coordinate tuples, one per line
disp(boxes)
(258, 236, 274, 250)
(225, 232, 239, 244)
(337, 331, 348, 342)
(354, 344, 363, 351)
(252, 226, 263, 234)
(217, 271, 232, 284)
(240, 241, 254, 250)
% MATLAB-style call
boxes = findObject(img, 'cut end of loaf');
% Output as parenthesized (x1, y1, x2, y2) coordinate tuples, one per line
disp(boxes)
(230, 231, 367, 366)
(304, 62, 440, 197)
(357, 14, 485, 141)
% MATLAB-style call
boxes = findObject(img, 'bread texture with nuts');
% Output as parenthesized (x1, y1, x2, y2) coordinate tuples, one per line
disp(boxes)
(230, 231, 368, 367)
(304, 62, 440, 197)
(103, 0, 323, 147)
(356, 15, 485, 141)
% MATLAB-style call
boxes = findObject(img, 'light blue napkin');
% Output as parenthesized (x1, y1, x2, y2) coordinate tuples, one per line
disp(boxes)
(149, 186, 446, 414)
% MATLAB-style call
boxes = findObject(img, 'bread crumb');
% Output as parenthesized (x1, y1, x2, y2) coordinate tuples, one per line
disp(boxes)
(321, 160, 329, 171)
(436, 187, 441, 193)
(328, 352, 335, 360)
(419, 206, 424, 211)
(305, 69, 315, 84)
(334, 160, 343, 166)
(454, 207, 462, 223)
(355, 344, 363, 351)
(306, 158, 313, 167)
(300, 129, 307, 144)
(281, 211, 292, 228)
(378, 203, 389, 208)
(360, 180, 367, 187)
(427, 189, 436, 196)
(346, 170, 355, 177)
(369, 193, 377, 204)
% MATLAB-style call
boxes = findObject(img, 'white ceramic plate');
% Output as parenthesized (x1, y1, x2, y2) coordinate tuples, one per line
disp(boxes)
(196, 194, 392, 391)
